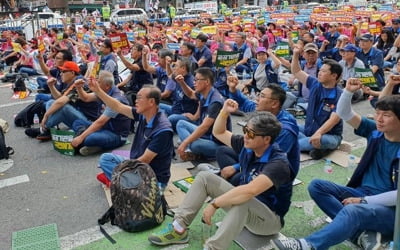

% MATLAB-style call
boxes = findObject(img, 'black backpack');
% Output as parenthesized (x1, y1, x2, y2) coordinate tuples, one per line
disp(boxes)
(0, 127, 14, 160)
(13, 74, 28, 92)
(14, 100, 46, 128)
(98, 160, 168, 243)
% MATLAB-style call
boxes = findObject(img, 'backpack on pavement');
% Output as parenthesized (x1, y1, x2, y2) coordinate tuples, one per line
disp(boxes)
(98, 159, 168, 243)
(14, 100, 46, 128)
(0, 126, 14, 160)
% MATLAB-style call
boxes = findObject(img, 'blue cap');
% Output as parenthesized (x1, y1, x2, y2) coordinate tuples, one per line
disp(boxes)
(340, 44, 358, 52)
(360, 33, 374, 41)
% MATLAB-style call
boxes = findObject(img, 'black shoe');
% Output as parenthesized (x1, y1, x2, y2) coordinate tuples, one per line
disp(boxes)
(25, 128, 41, 138)
(309, 149, 332, 160)
(36, 130, 51, 141)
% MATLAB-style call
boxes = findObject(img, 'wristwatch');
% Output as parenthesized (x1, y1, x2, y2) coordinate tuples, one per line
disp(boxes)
(360, 197, 368, 204)
(210, 199, 219, 209)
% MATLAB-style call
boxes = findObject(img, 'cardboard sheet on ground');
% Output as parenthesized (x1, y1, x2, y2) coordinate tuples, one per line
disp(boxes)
(234, 228, 286, 250)
(102, 162, 194, 208)
(164, 163, 194, 208)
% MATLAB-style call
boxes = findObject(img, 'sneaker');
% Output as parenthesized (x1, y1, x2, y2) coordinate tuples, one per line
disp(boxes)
(358, 231, 383, 250)
(271, 238, 303, 250)
(36, 129, 51, 141)
(79, 146, 102, 156)
(197, 163, 220, 174)
(309, 149, 332, 160)
(148, 223, 189, 246)
(25, 128, 41, 138)
(96, 173, 111, 188)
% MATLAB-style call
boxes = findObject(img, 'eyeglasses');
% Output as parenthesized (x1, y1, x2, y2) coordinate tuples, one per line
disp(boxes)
(194, 78, 207, 82)
(242, 125, 267, 140)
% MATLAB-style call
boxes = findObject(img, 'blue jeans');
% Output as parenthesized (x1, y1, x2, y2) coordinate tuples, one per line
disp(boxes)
(305, 179, 395, 249)
(18, 66, 39, 76)
(159, 103, 172, 116)
(176, 120, 219, 159)
(45, 100, 89, 129)
(298, 125, 342, 151)
(37, 76, 48, 89)
(168, 114, 191, 132)
(72, 119, 126, 150)
(98, 153, 167, 190)
(35, 94, 52, 102)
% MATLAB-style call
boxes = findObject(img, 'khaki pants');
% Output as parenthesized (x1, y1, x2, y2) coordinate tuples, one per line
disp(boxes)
(174, 171, 282, 250)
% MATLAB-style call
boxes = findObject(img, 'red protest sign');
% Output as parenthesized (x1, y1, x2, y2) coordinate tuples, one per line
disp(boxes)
(109, 33, 129, 50)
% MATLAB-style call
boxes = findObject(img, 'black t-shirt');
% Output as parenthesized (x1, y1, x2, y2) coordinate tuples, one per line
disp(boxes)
(231, 134, 291, 190)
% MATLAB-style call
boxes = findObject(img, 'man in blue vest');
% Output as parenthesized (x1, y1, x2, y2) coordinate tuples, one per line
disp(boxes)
(291, 44, 343, 160)
(356, 33, 385, 90)
(90, 83, 174, 189)
(149, 109, 294, 249)
(218, 81, 299, 185)
(272, 77, 400, 250)
(96, 39, 120, 85)
(32, 61, 102, 141)
(229, 32, 252, 74)
(70, 71, 131, 156)
(193, 33, 213, 69)
(175, 67, 231, 161)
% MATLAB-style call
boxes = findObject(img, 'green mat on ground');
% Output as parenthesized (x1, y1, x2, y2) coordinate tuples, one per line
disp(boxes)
(12, 223, 60, 250)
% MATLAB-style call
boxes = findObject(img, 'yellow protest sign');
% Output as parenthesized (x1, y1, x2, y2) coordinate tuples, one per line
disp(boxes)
(201, 26, 217, 35)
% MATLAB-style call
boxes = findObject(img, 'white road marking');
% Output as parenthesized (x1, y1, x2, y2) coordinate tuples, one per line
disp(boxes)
(0, 174, 29, 189)
(60, 225, 121, 249)
(0, 100, 33, 109)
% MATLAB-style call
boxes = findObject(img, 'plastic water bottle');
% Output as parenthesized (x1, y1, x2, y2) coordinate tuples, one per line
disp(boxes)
(347, 155, 357, 180)
(250, 88, 257, 100)
(324, 159, 333, 174)
(33, 114, 39, 124)
(243, 69, 250, 81)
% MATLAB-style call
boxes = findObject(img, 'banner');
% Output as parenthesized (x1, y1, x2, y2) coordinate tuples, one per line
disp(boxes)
(109, 33, 129, 50)
(215, 50, 240, 67)
(190, 28, 201, 39)
(50, 128, 75, 156)
(82, 34, 91, 44)
(167, 43, 180, 50)
(354, 67, 377, 88)
(216, 23, 232, 32)
(200, 25, 217, 35)
(126, 32, 135, 42)
(275, 42, 290, 58)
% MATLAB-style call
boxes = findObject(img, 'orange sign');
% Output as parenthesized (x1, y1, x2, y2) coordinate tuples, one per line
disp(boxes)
(109, 33, 129, 50)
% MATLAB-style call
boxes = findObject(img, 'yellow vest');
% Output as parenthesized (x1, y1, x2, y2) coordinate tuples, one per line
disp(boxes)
(102, 5, 111, 19)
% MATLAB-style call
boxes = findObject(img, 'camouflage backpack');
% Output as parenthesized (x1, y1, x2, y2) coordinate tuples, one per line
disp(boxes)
(98, 160, 167, 243)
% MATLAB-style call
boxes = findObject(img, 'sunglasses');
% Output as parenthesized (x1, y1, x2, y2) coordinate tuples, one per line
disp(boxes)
(242, 125, 266, 140)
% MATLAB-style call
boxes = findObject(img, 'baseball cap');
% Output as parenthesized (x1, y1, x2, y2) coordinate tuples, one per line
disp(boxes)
(58, 61, 80, 74)
(304, 43, 318, 52)
(393, 18, 400, 24)
(256, 47, 267, 54)
(338, 34, 349, 41)
(340, 44, 358, 52)
(360, 34, 374, 41)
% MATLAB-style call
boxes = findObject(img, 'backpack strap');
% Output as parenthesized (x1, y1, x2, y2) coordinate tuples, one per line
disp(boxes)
(98, 206, 117, 244)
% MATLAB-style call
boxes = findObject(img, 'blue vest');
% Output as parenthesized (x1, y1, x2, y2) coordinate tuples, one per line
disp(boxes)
(348, 130, 399, 190)
(104, 87, 131, 137)
(214, 67, 229, 99)
(100, 54, 120, 84)
(130, 111, 174, 184)
(171, 74, 198, 115)
(233, 43, 250, 68)
(198, 88, 232, 143)
(238, 144, 295, 223)
(156, 67, 168, 92)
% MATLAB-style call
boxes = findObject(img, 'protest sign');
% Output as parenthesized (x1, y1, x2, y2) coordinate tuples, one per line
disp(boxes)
(109, 33, 129, 50)
(354, 67, 378, 88)
(275, 42, 290, 58)
(50, 128, 75, 156)
(215, 50, 240, 67)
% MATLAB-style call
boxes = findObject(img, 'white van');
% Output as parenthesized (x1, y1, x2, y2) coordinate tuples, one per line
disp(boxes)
(110, 8, 148, 23)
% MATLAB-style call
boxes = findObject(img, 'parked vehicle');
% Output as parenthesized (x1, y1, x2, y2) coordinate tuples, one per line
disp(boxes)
(110, 8, 148, 23)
